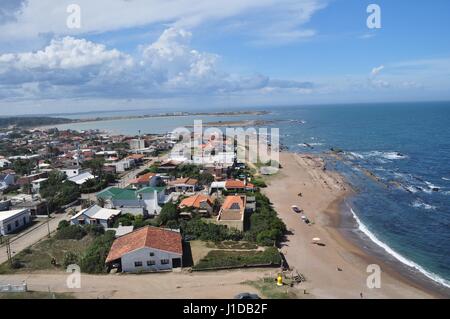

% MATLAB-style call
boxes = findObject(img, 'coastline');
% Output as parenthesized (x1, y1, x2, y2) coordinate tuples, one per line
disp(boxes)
(263, 151, 447, 298)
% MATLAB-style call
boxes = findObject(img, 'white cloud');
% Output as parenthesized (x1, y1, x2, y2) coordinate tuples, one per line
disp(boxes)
(0, 27, 316, 101)
(371, 65, 384, 76)
(0, 0, 326, 47)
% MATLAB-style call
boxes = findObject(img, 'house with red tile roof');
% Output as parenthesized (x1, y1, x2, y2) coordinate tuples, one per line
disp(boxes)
(216, 195, 246, 231)
(128, 172, 162, 188)
(105, 226, 183, 272)
(179, 194, 213, 216)
(224, 179, 255, 192)
(167, 177, 199, 192)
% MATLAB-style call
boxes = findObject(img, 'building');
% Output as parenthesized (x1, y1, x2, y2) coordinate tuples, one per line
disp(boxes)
(70, 205, 121, 228)
(96, 186, 167, 216)
(0, 173, 16, 191)
(216, 195, 246, 231)
(129, 139, 145, 150)
(224, 179, 255, 192)
(31, 177, 48, 194)
(0, 158, 11, 168)
(67, 171, 95, 185)
(0, 208, 31, 235)
(128, 172, 162, 188)
(179, 194, 213, 217)
(60, 166, 83, 178)
(167, 177, 199, 193)
(105, 226, 183, 273)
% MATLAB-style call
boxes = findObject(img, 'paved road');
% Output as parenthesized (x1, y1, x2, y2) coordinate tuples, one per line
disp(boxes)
(0, 213, 69, 264)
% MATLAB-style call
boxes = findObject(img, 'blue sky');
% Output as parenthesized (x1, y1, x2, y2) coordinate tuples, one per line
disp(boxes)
(0, 0, 449, 115)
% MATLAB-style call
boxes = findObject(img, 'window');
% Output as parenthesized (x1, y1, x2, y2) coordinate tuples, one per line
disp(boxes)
(147, 260, 155, 266)
(15, 220, 19, 227)
(134, 261, 143, 267)
(7, 224, 11, 231)
(149, 252, 154, 257)
(23, 217, 27, 224)
(160, 259, 170, 265)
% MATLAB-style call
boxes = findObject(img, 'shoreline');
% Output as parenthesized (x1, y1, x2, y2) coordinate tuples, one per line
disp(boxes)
(263, 151, 448, 298)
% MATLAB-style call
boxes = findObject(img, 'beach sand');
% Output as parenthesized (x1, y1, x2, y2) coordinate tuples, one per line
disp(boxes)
(262, 152, 439, 299)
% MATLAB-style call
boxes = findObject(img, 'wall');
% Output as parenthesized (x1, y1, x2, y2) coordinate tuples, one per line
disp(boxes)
(120, 247, 182, 272)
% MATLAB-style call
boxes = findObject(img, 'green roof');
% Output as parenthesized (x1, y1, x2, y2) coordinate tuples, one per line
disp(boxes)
(137, 186, 166, 194)
(97, 186, 165, 201)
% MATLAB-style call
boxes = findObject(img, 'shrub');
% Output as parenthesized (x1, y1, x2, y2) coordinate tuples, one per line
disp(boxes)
(84, 224, 105, 237)
(157, 202, 179, 226)
(193, 247, 281, 270)
(57, 220, 70, 230)
(55, 225, 87, 240)
(63, 251, 79, 268)
(80, 231, 116, 273)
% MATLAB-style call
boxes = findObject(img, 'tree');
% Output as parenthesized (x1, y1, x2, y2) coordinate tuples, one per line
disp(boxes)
(157, 202, 179, 226)
(198, 172, 214, 186)
(40, 171, 80, 211)
(63, 251, 79, 268)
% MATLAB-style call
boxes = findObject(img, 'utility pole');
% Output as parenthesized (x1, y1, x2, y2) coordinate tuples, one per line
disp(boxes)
(5, 238, 12, 266)
(46, 201, 51, 238)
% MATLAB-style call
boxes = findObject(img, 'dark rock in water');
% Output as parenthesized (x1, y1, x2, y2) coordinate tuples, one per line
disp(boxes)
(432, 187, 440, 192)
(330, 147, 343, 154)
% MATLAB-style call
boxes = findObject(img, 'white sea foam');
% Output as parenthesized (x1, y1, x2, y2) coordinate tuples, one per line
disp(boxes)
(442, 177, 450, 181)
(411, 199, 436, 211)
(349, 207, 450, 289)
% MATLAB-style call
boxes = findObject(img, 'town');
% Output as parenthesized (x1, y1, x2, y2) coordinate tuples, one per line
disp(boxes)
(0, 124, 289, 298)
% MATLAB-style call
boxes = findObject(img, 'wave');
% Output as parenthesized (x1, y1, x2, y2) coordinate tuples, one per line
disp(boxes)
(411, 199, 437, 211)
(442, 177, 450, 181)
(349, 207, 450, 289)
(347, 151, 407, 161)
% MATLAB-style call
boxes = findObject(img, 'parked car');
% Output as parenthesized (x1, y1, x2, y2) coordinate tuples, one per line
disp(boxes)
(291, 205, 302, 213)
(234, 293, 261, 299)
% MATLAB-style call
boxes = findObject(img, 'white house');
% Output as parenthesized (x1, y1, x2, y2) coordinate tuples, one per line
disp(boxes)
(0, 208, 31, 235)
(31, 178, 48, 194)
(105, 226, 183, 272)
(0, 158, 11, 168)
(70, 205, 121, 228)
(60, 166, 82, 178)
(68, 171, 95, 185)
(0, 173, 16, 191)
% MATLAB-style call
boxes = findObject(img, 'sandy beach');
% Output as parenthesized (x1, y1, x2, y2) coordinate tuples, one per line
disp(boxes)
(262, 151, 441, 299)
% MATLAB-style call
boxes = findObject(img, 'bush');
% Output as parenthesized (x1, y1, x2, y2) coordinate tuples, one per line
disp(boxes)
(193, 247, 281, 270)
(181, 218, 243, 242)
(157, 202, 179, 226)
(84, 224, 105, 237)
(11, 260, 23, 269)
(80, 231, 116, 274)
(57, 220, 70, 230)
(63, 251, 79, 268)
(55, 225, 87, 240)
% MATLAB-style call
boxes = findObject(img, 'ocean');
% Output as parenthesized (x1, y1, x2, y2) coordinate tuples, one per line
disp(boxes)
(53, 101, 450, 291)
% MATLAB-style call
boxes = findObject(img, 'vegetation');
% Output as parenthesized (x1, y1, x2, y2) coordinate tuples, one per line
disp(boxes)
(55, 225, 87, 240)
(193, 247, 281, 270)
(40, 171, 80, 212)
(180, 218, 243, 242)
(80, 173, 116, 194)
(244, 192, 286, 246)
(0, 116, 72, 128)
(245, 277, 299, 299)
(0, 291, 75, 299)
(156, 202, 179, 226)
(79, 231, 116, 273)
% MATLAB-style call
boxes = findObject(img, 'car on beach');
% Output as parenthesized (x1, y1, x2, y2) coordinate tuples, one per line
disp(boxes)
(291, 205, 302, 213)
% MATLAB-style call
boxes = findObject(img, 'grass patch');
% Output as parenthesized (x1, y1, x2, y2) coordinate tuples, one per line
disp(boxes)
(0, 236, 94, 274)
(0, 291, 75, 299)
(245, 277, 298, 299)
(193, 247, 281, 270)
(205, 241, 258, 250)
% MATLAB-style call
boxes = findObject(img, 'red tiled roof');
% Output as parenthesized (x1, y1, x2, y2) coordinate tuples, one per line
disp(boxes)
(225, 179, 254, 189)
(131, 172, 156, 184)
(106, 226, 182, 263)
(179, 194, 213, 209)
(169, 177, 198, 186)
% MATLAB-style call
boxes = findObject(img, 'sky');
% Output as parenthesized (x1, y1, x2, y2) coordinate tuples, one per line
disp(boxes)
(0, 0, 449, 115)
